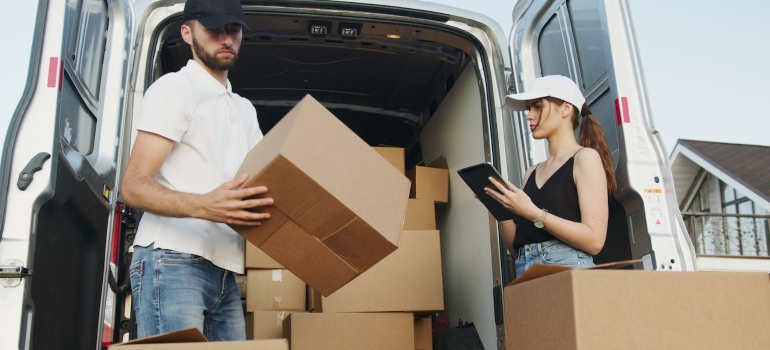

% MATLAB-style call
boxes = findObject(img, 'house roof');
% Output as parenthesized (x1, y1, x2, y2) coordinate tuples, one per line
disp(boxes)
(670, 139, 770, 209)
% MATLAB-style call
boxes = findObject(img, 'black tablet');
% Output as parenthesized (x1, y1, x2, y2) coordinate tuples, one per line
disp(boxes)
(457, 163, 517, 221)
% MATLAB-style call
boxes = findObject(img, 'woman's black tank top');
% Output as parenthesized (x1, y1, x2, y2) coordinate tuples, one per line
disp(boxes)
(512, 155, 582, 248)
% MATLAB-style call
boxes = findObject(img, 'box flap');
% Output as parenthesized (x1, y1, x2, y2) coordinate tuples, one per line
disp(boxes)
(111, 328, 207, 346)
(428, 155, 448, 169)
(507, 259, 643, 286)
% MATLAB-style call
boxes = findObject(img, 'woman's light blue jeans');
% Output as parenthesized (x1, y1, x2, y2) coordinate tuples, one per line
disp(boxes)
(129, 244, 245, 340)
(514, 239, 595, 278)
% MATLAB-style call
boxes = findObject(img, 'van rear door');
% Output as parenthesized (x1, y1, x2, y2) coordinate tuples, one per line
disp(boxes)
(509, 0, 696, 271)
(0, 0, 134, 348)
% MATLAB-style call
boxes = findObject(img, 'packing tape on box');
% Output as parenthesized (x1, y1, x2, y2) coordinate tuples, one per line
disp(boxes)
(276, 311, 287, 326)
(272, 269, 282, 281)
(273, 297, 282, 309)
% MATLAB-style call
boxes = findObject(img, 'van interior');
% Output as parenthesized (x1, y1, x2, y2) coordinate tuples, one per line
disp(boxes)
(146, 11, 517, 347)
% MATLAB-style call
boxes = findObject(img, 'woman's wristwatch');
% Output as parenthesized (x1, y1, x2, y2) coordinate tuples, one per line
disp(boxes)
(534, 209, 548, 228)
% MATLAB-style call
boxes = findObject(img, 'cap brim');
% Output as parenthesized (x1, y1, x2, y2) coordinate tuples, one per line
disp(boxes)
(198, 15, 250, 32)
(504, 91, 548, 111)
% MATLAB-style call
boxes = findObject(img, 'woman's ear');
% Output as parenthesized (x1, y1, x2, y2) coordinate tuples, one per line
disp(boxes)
(561, 102, 573, 118)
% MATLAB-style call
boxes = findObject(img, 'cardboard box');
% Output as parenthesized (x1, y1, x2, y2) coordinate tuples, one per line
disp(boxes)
(504, 263, 770, 350)
(403, 198, 436, 230)
(246, 269, 306, 312)
(414, 315, 433, 350)
(311, 230, 444, 313)
(246, 241, 283, 269)
(245, 311, 302, 340)
(108, 328, 288, 349)
(283, 312, 414, 350)
(231, 95, 411, 296)
(372, 146, 406, 174)
(406, 156, 449, 203)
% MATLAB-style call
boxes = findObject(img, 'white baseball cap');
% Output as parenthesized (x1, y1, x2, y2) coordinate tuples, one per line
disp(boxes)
(505, 75, 585, 113)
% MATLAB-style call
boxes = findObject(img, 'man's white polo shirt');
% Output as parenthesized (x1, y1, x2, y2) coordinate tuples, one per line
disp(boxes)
(133, 60, 263, 274)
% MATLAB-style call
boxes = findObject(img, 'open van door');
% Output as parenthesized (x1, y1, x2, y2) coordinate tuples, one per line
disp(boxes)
(508, 0, 696, 272)
(0, 0, 134, 348)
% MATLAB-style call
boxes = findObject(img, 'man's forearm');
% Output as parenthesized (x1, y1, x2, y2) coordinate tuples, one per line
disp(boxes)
(121, 175, 201, 218)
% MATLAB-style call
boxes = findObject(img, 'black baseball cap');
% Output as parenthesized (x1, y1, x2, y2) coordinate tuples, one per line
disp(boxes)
(183, 0, 250, 32)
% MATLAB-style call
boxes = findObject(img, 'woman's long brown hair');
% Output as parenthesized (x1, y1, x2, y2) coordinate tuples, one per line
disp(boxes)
(546, 97, 617, 194)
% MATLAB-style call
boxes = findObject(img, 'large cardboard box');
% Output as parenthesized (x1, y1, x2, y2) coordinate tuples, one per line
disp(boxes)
(108, 328, 288, 349)
(403, 198, 436, 230)
(246, 241, 283, 269)
(246, 269, 306, 312)
(504, 263, 770, 350)
(311, 230, 444, 313)
(283, 312, 414, 350)
(372, 146, 406, 174)
(406, 157, 449, 203)
(245, 311, 302, 340)
(231, 95, 411, 296)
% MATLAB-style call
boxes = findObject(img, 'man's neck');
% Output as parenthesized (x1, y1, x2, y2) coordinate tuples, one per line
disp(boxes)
(194, 58, 229, 87)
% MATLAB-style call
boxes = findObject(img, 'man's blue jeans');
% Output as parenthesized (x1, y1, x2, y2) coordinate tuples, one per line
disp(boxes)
(129, 244, 246, 340)
(514, 239, 595, 278)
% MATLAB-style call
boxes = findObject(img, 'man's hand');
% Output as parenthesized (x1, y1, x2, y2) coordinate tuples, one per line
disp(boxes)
(195, 174, 273, 226)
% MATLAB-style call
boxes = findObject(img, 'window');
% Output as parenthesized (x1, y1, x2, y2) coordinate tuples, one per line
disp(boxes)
(721, 183, 768, 256)
(684, 175, 769, 257)
(534, 0, 620, 168)
(61, 0, 109, 155)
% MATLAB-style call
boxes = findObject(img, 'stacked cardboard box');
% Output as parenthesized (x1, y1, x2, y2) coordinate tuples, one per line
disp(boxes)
(244, 267, 306, 340)
(287, 146, 447, 350)
(406, 156, 449, 204)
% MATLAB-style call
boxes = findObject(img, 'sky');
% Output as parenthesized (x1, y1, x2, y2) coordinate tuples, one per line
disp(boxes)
(2, 1, 769, 159)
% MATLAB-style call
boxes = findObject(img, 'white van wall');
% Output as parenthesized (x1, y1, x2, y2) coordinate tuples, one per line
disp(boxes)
(421, 64, 497, 349)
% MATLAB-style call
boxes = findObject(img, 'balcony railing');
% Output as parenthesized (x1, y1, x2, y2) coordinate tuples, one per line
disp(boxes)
(682, 212, 770, 257)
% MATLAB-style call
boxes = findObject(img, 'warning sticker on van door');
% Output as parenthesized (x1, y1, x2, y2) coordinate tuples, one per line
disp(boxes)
(644, 189, 664, 226)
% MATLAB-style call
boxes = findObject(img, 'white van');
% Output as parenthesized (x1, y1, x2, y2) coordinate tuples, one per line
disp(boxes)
(0, 0, 696, 348)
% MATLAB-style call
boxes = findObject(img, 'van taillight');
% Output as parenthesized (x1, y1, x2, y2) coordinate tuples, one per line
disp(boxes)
(102, 203, 124, 347)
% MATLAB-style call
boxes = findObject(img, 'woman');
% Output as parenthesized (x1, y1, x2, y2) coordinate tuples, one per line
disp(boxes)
(485, 75, 617, 277)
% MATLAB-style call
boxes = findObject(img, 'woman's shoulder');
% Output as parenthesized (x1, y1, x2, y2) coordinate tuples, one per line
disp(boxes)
(573, 147, 603, 171)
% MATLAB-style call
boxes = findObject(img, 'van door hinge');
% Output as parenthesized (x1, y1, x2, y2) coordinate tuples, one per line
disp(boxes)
(17, 152, 51, 190)
(0, 261, 31, 287)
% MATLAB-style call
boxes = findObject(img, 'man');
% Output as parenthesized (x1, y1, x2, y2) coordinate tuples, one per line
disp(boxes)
(121, 0, 271, 340)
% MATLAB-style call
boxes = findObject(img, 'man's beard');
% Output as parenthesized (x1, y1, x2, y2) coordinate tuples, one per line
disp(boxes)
(192, 36, 239, 71)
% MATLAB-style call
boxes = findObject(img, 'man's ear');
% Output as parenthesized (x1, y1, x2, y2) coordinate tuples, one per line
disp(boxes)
(181, 22, 193, 45)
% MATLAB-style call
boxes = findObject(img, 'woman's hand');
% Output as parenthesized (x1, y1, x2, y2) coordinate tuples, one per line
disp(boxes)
(484, 177, 540, 221)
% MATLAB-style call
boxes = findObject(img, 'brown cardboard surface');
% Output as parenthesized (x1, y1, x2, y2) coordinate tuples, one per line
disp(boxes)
(284, 312, 414, 350)
(245, 311, 302, 340)
(504, 268, 770, 350)
(313, 230, 444, 313)
(230, 95, 410, 296)
(373, 146, 406, 174)
(109, 328, 207, 346)
(246, 241, 283, 269)
(109, 328, 288, 349)
(110, 340, 288, 349)
(508, 259, 643, 286)
(246, 269, 306, 312)
(403, 198, 436, 230)
(407, 164, 449, 203)
(414, 315, 433, 350)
